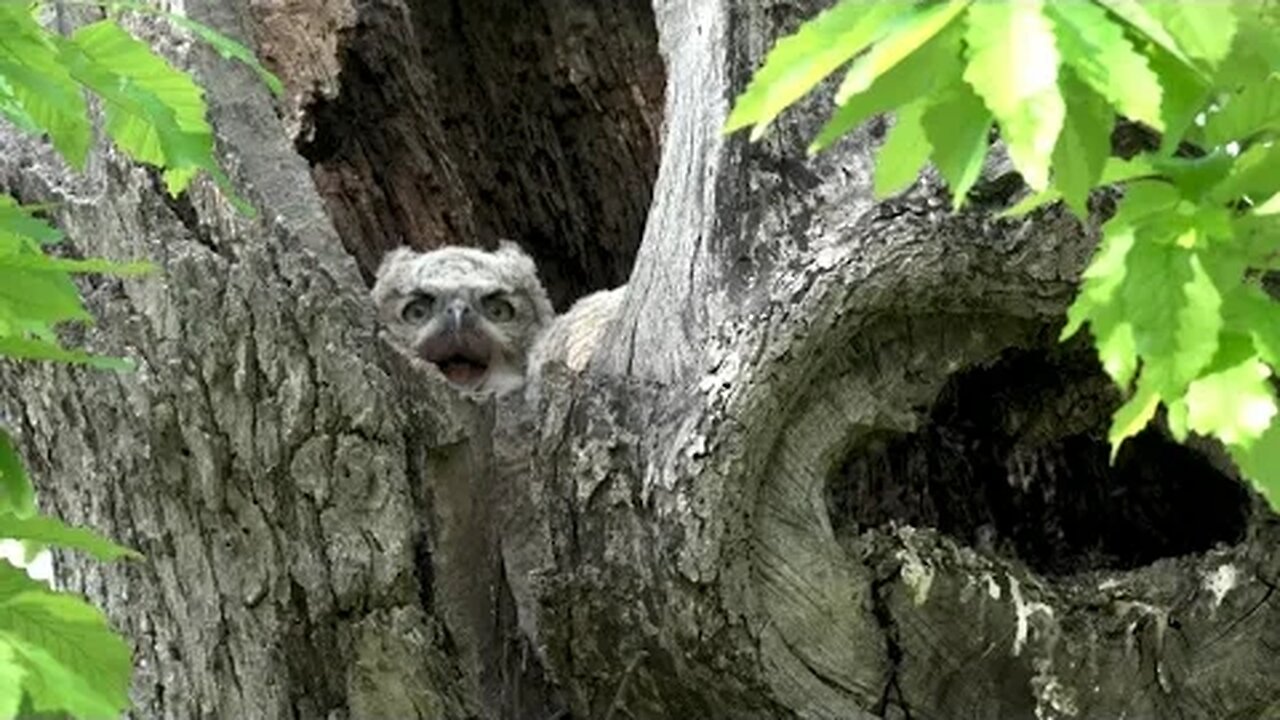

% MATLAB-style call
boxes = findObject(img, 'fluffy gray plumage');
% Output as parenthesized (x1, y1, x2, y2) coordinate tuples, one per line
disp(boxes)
(527, 286, 624, 377)
(372, 242, 556, 396)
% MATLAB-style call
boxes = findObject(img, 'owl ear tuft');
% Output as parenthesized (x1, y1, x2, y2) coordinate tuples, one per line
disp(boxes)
(375, 247, 418, 281)
(495, 239, 532, 260)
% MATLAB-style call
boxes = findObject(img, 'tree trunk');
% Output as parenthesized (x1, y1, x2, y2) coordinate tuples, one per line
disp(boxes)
(2, 1, 1278, 719)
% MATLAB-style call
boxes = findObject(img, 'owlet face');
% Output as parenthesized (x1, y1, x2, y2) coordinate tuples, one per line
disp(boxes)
(371, 242, 554, 396)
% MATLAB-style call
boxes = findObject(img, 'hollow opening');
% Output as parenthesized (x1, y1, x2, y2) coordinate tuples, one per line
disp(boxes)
(290, 0, 664, 309)
(827, 343, 1251, 576)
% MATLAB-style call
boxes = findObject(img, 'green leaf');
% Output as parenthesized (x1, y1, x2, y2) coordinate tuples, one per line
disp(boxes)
(0, 6, 93, 167)
(1003, 155, 1157, 217)
(963, 0, 1064, 191)
(0, 337, 132, 371)
(63, 20, 214, 196)
(0, 252, 154, 277)
(0, 74, 41, 135)
(0, 641, 24, 720)
(810, 20, 965, 153)
(1144, 2, 1239, 67)
(0, 431, 34, 520)
(1173, 253, 1222, 384)
(1119, 241, 1195, 395)
(0, 198, 62, 246)
(725, 0, 913, 138)
(0, 591, 131, 719)
(1094, 0, 1198, 70)
(0, 565, 45, 604)
(1215, 17, 1280, 89)
(1185, 359, 1277, 446)
(1051, 71, 1113, 218)
(1046, 0, 1163, 130)
(1211, 142, 1280, 204)
(835, 0, 971, 104)
(874, 99, 931, 197)
(100, 0, 285, 96)
(1108, 378, 1159, 460)
(1203, 76, 1280, 147)
(1146, 44, 1213, 155)
(921, 81, 992, 209)
(0, 514, 138, 562)
(1064, 217, 1138, 383)
(1098, 318, 1138, 389)
(1152, 151, 1234, 202)
(0, 268, 89, 326)
(1111, 179, 1182, 223)
(1226, 286, 1280, 368)
(1232, 422, 1280, 511)
(1064, 216, 1134, 341)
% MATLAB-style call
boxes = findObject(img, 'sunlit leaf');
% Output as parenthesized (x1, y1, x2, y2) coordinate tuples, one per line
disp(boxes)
(0, 641, 24, 720)
(0, 7, 92, 167)
(1118, 241, 1195, 396)
(1052, 71, 1113, 218)
(103, 0, 285, 96)
(0, 252, 154, 276)
(0, 431, 34, 520)
(1173, 253, 1222, 384)
(0, 591, 131, 719)
(0, 565, 44, 604)
(1232, 422, 1280, 511)
(1109, 378, 1160, 460)
(874, 100, 931, 198)
(963, 0, 1063, 190)
(1146, 44, 1213, 155)
(1144, 2, 1239, 67)
(810, 21, 964, 152)
(0, 513, 138, 562)
(1046, 0, 1163, 130)
(63, 20, 214, 196)
(0, 268, 88, 326)
(1095, 0, 1198, 70)
(0, 198, 63, 246)
(835, 0, 971, 104)
(1185, 359, 1277, 445)
(921, 81, 992, 209)
(1003, 156, 1158, 217)
(1203, 76, 1280, 147)
(0, 337, 132, 371)
(1211, 142, 1280, 204)
(725, 0, 913, 138)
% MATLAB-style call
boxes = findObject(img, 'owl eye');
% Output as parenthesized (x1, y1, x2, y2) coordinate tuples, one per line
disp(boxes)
(401, 295, 434, 324)
(481, 293, 516, 322)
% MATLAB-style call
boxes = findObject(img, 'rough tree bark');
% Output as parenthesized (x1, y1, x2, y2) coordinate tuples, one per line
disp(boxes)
(1, 1, 1278, 719)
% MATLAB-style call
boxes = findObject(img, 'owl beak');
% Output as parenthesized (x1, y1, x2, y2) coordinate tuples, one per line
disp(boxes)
(444, 299, 473, 334)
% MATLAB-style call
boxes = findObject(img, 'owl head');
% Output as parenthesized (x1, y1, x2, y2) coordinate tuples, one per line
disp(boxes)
(372, 241, 555, 396)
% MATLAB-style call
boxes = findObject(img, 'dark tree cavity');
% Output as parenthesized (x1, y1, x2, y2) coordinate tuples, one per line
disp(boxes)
(279, 0, 664, 308)
(0, 1, 1278, 719)
(829, 340, 1251, 577)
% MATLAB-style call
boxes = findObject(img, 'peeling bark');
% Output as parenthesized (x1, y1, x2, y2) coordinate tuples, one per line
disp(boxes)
(0, 0, 1278, 719)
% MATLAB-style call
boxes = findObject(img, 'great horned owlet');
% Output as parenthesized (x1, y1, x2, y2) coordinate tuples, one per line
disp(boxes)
(373, 241, 625, 397)
(372, 241, 556, 396)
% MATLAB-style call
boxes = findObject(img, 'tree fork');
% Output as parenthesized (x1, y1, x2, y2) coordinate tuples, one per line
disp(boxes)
(0, 0, 1275, 719)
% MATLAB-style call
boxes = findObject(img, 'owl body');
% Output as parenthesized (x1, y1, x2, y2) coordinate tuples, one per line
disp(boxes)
(528, 286, 624, 377)
(372, 242, 555, 396)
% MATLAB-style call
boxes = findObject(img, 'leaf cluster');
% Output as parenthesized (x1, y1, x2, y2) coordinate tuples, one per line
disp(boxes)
(727, 0, 1280, 508)
(0, 3, 281, 716)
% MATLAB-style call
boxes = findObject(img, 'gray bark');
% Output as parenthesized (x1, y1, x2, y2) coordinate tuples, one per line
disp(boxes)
(0, 0, 1277, 719)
